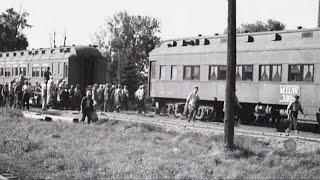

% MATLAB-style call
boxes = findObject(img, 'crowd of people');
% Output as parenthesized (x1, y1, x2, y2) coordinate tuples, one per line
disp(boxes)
(0, 68, 148, 124)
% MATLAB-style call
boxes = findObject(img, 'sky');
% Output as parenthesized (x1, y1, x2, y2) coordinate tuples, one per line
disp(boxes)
(1, 0, 319, 49)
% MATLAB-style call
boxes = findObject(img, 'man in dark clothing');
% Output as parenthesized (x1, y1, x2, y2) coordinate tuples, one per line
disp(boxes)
(286, 95, 304, 134)
(43, 67, 52, 83)
(81, 91, 94, 124)
(14, 82, 23, 109)
(104, 83, 111, 112)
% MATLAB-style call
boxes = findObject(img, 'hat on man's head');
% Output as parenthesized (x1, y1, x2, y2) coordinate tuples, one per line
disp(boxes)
(294, 95, 299, 99)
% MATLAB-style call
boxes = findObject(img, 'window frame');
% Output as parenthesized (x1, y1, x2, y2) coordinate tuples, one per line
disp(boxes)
(4, 68, 11, 77)
(32, 65, 40, 77)
(170, 65, 178, 80)
(259, 64, 282, 82)
(288, 64, 314, 83)
(236, 64, 254, 81)
(159, 65, 166, 80)
(183, 65, 200, 80)
(217, 65, 227, 80)
(0, 68, 4, 76)
(208, 65, 218, 80)
(19, 67, 27, 76)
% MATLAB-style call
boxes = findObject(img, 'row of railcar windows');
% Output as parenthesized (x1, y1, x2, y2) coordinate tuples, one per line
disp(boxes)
(153, 63, 314, 82)
(0, 62, 69, 78)
(0, 67, 27, 77)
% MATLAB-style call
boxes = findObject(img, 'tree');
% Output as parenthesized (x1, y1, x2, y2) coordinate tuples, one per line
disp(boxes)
(224, 19, 285, 34)
(0, 8, 31, 52)
(93, 11, 161, 95)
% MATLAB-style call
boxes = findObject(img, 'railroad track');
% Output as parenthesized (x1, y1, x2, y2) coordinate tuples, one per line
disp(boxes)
(22, 110, 320, 143)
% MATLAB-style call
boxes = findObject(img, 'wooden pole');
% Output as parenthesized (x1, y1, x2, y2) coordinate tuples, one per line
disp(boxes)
(318, 0, 320, 28)
(224, 0, 236, 149)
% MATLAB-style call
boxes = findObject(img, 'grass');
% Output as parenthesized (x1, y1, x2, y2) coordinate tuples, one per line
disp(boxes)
(0, 108, 320, 179)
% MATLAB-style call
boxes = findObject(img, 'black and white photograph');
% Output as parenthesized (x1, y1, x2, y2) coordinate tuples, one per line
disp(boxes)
(1, 0, 320, 179)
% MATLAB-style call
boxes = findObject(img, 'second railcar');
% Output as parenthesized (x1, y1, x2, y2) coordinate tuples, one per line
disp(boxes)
(0, 45, 110, 90)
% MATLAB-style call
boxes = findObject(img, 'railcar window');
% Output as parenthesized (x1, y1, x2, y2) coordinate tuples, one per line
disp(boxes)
(288, 64, 314, 82)
(20, 52, 24, 56)
(6, 53, 9, 57)
(150, 62, 156, 79)
(53, 62, 58, 74)
(5, 68, 11, 77)
(35, 51, 39, 55)
(28, 51, 32, 55)
(41, 67, 47, 77)
(171, 66, 178, 80)
(302, 32, 313, 38)
(217, 65, 227, 80)
(63, 63, 68, 78)
(13, 67, 19, 76)
(0, 54, 2, 58)
(184, 66, 200, 80)
(19, 67, 26, 76)
(236, 65, 253, 81)
(259, 65, 282, 82)
(160, 65, 166, 80)
(42, 50, 46, 54)
(209, 65, 218, 80)
(13, 53, 17, 57)
(0, 68, 3, 76)
(66, 48, 71, 53)
(32, 67, 40, 77)
(60, 49, 64, 53)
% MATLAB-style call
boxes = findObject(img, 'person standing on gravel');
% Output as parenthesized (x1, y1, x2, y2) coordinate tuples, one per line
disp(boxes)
(41, 81, 47, 111)
(185, 87, 200, 122)
(80, 91, 94, 124)
(286, 95, 305, 135)
(135, 85, 146, 114)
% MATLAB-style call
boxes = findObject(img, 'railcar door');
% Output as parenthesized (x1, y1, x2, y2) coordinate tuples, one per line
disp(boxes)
(85, 58, 95, 86)
(149, 61, 156, 97)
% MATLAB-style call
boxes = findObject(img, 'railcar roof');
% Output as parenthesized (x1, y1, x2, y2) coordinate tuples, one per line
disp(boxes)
(162, 28, 320, 42)
(0, 45, 102, 61)
(150, 28, 320, 56)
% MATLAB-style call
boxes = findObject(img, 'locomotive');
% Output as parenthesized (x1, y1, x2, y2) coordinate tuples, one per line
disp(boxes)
(148, 28, 320, 129)
(0, 45, 110, 90)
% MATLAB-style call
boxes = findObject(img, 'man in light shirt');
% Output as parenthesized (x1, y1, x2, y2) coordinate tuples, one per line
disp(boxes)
(186, 87, 200, 122)
(135, 85, 146, 114)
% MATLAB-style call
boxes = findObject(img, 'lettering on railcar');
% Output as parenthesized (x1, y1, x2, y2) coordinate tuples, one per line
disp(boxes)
(279, 85, 299, 103)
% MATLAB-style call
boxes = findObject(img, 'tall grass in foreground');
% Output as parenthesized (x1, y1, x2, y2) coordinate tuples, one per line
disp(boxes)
(0, 108, 320, 179)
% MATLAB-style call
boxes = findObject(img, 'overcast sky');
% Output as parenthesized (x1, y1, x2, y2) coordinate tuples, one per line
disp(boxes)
(1, 0, 319, 49)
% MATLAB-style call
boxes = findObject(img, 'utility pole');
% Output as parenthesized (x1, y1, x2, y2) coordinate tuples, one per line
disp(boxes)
(63, 27, 67, 47)
(224, 0, 237, 149)
(53, 29, 56, 48)
(318, 0, 320, 28)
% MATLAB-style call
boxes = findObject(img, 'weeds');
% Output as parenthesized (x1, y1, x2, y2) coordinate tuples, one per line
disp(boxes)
(0, 108, 320, 179)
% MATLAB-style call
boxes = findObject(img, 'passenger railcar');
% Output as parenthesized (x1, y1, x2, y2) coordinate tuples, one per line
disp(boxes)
(148, 28, 320, 128)
(0, 45, 110, 90)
